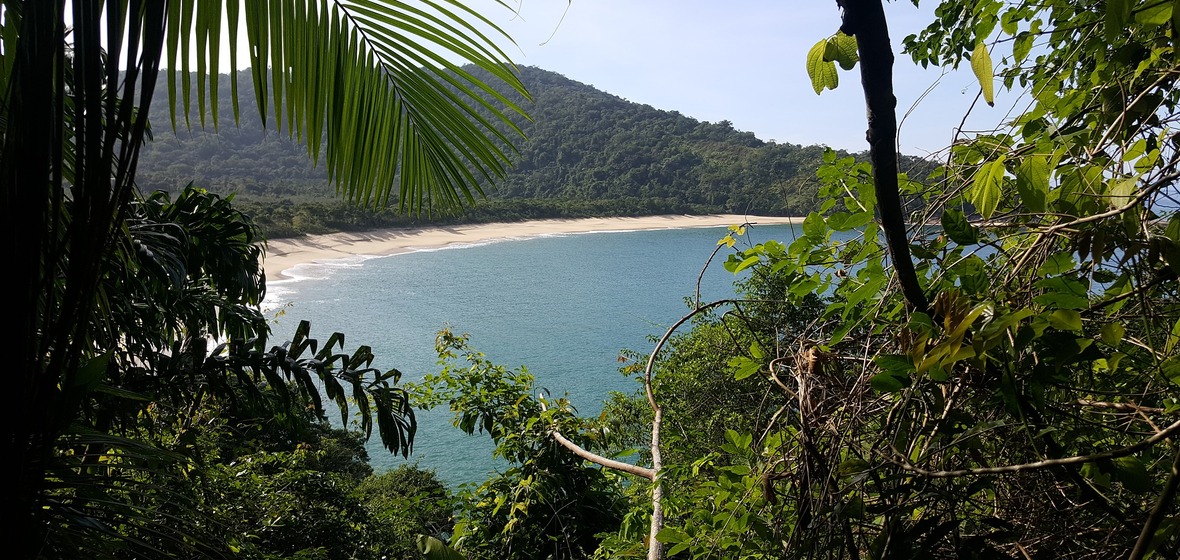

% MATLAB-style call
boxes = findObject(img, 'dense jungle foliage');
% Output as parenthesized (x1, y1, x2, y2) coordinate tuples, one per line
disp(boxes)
(10, 0, 1180, 559)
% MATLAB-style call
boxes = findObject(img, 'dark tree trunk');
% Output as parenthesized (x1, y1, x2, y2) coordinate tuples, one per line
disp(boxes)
(837, 0, 929, 314)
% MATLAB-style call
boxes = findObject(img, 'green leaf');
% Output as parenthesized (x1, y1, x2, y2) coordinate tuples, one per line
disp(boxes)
(839, 458, 871, 478)
(1037, 252, 1076, 276)
(1015, 156, 1049, 213)
(941, 208, 978, 245)
(1112, 457, 1152, 493)
(970, 156, 1006, 219)
(807, 38, 840, 94)
(417, 535, 467, 560)
(1174, 0, 1180, 36)
(874, 354, 916, 375)
(1108, 177, 1137, 208)
(870, 371, 908, 393)
(729, 356, 762, 381)
(1135, 1, 1173, 26)
(1106, 0, 1132, 41)
(1162, 356, 1180, 386)
(827, 32, 859, 70)
(168, 0, 532, 215)
(733, 255, 761, 273)
(1034, 276, 1091, 309)
(656, 526, 691, 544)
(1049, 309, 1083, 331)
(803, 212, 827, 240)
(70, 352, 112, 392)
(971, 43, 995, 106)
(1101, 322, 1125, 345)
(1013, 32, 1033, 64)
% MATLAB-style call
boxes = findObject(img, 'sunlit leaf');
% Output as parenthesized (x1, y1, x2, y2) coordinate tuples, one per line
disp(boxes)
(827, 32, 859, 70)
(1014, 155, 1048, 213)
(970, 42, 994, 106)
(807, 38, 839, 94)
(969, 156, 1006, 219)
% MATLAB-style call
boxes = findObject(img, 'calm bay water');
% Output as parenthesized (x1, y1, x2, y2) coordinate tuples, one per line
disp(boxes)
(265, 223, 804, 485)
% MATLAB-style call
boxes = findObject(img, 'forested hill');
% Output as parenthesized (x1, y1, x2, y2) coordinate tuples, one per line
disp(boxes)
(136, 66, 931, 236)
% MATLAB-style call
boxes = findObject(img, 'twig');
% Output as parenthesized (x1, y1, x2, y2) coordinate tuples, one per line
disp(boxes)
(1128, 445, 1180, 560)
(889, 418, 1180, 478)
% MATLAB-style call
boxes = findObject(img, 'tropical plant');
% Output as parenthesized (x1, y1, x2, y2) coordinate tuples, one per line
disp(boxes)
(2, 1, 528, 557)
(412, 331, 628, 560)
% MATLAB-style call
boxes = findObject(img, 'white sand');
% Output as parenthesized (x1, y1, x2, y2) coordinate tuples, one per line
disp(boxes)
(263, 214, 802, 282)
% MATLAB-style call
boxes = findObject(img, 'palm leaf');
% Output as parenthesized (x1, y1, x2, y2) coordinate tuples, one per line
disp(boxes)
(167, 0, 530, 215)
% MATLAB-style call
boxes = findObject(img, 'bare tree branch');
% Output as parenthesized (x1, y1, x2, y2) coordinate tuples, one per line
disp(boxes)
(888, 418, 1180, 478)
(537, 395, 656, 480)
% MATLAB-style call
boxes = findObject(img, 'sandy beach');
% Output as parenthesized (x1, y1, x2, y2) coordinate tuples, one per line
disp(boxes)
(263, 214, 802, 282)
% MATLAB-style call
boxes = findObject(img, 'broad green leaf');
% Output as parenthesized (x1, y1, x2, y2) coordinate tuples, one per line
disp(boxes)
(733, 255, 761, 273)
(969, 156, 1006, 219)
(803, 212, 827, 240)
(807, 38, 840, 94)
(1175, 0, 1180, 36)
(828, 32, 859, 70)
(1106, 0, 1132, 41)
(839, 458, 871, 478)
(656, 526, 691, 544)
(980, 308, 1035, 338)
(417, 535, 467, 560)
(1049, 309, 1083, 331)
(870, 371, 908, 393)
(1167, 215, 1180, 243)
(70, 352, 112, 392)
(1167, 316, 1180, 354)
(1000, 9, 1020, 35)
(1101, 322, 1125, 345)
(1108, 177, 1137, 208)
(1013, 32, 1032, 64)
(829, 210, 873, 231)
(1135, 1, 1173, 26)
(874, 354, 916, 375)
(908, 312, 937, 339)
(1035, 276, 1091, 309)
(1015, 155, 1049, 213)
(971, 43, 995, 106)
(941, 208, 978, 245)
(1113, 457, 1152, 493)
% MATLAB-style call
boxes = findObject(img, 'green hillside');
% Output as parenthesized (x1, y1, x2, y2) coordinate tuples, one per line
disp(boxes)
(136, 66, 928, 237)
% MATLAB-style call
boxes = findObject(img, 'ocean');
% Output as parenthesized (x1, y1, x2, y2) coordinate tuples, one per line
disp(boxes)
(265, 222, 806, 486)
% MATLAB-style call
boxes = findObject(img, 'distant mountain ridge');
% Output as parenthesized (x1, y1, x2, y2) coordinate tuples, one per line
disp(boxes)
(136, 66, 930, 236)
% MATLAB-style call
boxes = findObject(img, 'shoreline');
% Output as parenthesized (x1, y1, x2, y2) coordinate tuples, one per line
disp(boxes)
(263, 214, 802, 282)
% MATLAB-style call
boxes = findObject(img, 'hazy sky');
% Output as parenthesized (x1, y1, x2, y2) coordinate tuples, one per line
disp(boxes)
(471, 0, 1014, 157)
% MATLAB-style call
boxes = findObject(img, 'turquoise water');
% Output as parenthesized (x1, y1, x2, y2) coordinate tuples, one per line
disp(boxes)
(265, 223, 805, 485)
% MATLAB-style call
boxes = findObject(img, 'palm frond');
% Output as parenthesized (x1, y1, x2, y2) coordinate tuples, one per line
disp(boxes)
(168, 0, 530, 215)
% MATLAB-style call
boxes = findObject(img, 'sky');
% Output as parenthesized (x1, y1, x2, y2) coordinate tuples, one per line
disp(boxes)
(466, 0, 1015, 157)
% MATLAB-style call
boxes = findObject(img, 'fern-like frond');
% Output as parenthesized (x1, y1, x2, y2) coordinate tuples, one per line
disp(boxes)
(168, 0, 530, 215)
